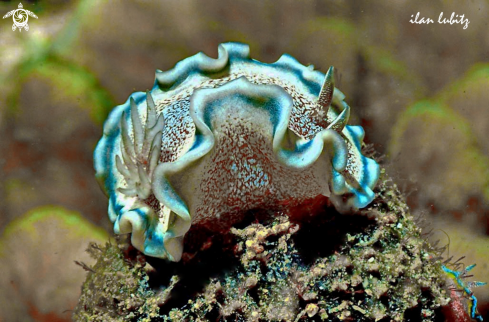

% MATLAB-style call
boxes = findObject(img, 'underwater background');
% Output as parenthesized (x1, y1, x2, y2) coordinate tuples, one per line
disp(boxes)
(0, 0, 487, 321)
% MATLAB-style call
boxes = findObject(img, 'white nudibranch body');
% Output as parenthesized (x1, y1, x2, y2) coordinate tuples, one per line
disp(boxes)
(94, 42, 380, 261)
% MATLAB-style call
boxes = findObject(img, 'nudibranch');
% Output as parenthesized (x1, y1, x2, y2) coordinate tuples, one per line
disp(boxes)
(94, 42, 380, 261)
(442, 264, 487, 321)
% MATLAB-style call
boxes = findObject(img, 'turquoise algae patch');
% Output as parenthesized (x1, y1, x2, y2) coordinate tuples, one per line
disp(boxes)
(94, 42, 380, 261)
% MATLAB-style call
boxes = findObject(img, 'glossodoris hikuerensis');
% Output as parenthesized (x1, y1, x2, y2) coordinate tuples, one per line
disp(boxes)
(94, 42, 380, 261)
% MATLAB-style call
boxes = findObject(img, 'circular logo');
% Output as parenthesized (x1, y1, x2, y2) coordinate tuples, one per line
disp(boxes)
(3, 3, 38, 32)
(13, 9, 28, 28)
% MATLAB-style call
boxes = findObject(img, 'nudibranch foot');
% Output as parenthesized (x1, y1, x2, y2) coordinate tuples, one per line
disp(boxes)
(94, 42, 380, 261)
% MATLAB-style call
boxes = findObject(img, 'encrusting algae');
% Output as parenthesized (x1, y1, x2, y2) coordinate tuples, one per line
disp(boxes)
(73, 168, 484, 322)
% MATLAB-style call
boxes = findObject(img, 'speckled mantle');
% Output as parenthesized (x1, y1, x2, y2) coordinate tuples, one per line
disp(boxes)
(94, 42, 380, 261)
